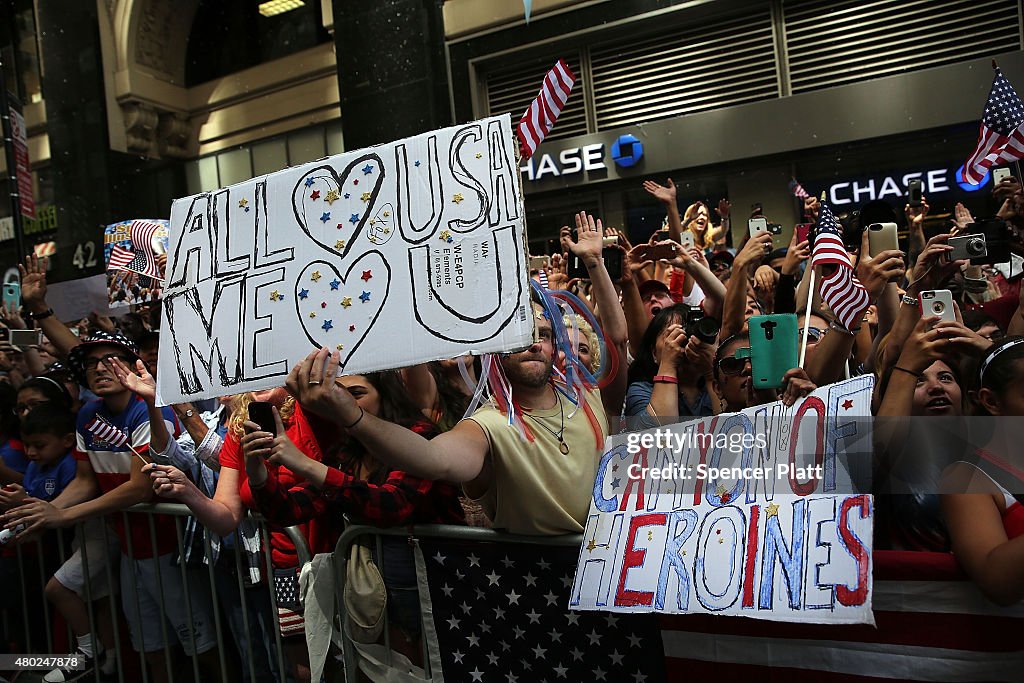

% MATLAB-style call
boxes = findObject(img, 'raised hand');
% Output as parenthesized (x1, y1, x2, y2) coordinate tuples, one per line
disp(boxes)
(856, 228, 905, 301)
(561, 211, 604, 264)
(951, 202, 974, 234)
(286, 347, 361, 425)
(642, 178, 677, 205)
(18, 254, 48, 310)
(107, 357, 156, 403)
(904, 196, 930, 229)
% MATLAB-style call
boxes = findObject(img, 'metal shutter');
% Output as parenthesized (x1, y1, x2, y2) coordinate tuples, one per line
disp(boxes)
(785, 0, 1022, 94)
(588, 8, 780, 131)
(484, 54, 588, 141)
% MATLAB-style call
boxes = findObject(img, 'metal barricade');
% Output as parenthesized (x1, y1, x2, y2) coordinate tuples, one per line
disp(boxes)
(0, 502, 312, 683)
(332, 524, 583, 683)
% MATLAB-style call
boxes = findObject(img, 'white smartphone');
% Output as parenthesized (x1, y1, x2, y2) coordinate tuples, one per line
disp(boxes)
(867, 222, 899, 257)
(920, 290, 956, 323)
(678, 232, 695, 250)
(992, 167, 1011, 185)
(748, 217, 768, 238)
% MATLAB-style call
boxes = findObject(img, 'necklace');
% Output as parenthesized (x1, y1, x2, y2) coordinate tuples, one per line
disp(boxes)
(524, 390, 569, 455)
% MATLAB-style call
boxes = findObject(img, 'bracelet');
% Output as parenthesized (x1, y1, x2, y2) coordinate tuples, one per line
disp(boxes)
(892, 366, 922, 379)
(27, 308, 53, 321)
(342, 406, 364, 430)
(653, 375, 679, 384)
(901, 294, 919, 307)
(829, 320, 861, 336)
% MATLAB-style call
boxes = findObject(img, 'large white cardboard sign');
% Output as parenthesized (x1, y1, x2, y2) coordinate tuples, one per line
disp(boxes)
(572, 376, 875, 625)
(157, 115, 532, 403)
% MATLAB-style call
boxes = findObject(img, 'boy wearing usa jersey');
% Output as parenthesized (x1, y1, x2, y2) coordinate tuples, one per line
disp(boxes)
(3, 328, 220, 683)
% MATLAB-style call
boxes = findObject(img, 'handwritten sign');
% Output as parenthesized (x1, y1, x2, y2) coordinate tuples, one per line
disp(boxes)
(156, 114, 532, 404)
(572, 377, 875, 625)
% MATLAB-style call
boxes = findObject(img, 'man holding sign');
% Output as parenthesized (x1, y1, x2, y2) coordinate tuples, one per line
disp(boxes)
(287, 212, 626, 535)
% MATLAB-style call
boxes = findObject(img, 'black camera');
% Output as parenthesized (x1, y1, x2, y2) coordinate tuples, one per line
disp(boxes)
(683, 306, 720, 345)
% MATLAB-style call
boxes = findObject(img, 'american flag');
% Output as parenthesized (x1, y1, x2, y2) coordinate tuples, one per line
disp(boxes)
(84, 415, 130, 448)
(420, 537, 665, 682)
(789, 178, 810, 199)
(107, 219, 165, 280)
(517, 59, 576, 161)
(959, 67, 1024, 185)
(811, 202, 870, 331)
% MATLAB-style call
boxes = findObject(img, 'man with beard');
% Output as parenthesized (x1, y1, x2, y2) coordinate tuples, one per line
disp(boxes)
(285, 216, 623, 536)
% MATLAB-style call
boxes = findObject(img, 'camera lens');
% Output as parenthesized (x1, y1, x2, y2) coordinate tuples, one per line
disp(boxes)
(966, 238, 986, 256)
(693, 316, 720, 344)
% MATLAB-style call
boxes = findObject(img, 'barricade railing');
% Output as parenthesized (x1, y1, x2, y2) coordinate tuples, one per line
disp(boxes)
(0, 502, 311, 683)
(332, 524, 583, 683)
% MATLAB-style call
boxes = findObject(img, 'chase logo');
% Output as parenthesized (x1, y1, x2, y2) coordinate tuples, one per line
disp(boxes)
(611, 134, 644, 168)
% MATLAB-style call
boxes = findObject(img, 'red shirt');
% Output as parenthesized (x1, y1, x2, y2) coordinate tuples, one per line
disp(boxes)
(220, 403, 338, 568)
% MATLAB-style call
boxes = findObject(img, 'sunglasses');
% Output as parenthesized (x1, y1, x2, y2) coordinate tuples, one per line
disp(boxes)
(798, 326, 828, 343)
(717, 352, 751, 376)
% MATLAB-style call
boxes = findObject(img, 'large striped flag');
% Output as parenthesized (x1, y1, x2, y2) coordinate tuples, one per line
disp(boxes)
(516, 59, 576, 161)
(788, 178, 810, 199)
(811, 202, 870, 330)
(959, 66, 1024, 185)
(107, 219, 164, 280)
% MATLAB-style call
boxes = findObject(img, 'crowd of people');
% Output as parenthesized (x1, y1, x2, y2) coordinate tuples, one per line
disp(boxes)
(0, 170, 1021, 682)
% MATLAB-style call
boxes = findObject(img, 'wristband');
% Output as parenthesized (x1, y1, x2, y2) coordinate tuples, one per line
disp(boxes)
(653, 375, 679, 384)
(342, 406, 365, 430)
(901, 294, 919, 307)
(892, 366, 922, 379)
(27, 308, 53, 321)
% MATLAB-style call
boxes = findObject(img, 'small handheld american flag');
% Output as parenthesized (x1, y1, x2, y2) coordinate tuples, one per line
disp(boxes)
(516, 59, 576, 161)
(960, 65, 1024, 185)
(811, 203, 870, 331)
(107, 219, 165, 280)
(789, 178, 810, 200)
(85, 415, 149, 463)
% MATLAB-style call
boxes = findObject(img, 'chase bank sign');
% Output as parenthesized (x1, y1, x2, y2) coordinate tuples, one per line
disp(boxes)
(826, 165, 990, 205)
(520, 134, 644, 182)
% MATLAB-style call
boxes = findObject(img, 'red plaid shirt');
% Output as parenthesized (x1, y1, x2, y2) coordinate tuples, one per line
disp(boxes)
(245, 420, 465, 528)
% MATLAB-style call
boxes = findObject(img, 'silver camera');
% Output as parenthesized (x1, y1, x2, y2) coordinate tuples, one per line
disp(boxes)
(946, 233, 987, 262)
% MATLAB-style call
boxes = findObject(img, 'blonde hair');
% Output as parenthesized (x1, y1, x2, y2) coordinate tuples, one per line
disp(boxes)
(228, 392, 296, 438)
(564, 314, 600, 371)
(683, 201, 715, 250)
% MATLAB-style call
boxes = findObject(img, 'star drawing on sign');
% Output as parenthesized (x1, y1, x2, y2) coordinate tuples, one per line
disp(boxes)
(324, 189, 339, 204)
(321, 302, 327, 309)
(383, 211, 390, 217)
(362, 164, 374, 175)
(329, 278, 341, 291)
(322, 320, 333, 331)
(842, 398, 854, 410)
(359, 291, 371, 303)
(361, 270, 372, 282)
(452, 193, 465, 204)
(475, 152, 482, 159)
(610, 477, 621, 488)
(238, 198, 248, 209)
(304, 177, 315, 188)
(341, 296, 352, 308)
(336, 344, 344, 351)
(766, 502, 780, 518)
(439, 230, 452, 242)
(414, 160, 421, 167)
(310, 190, 320, 200)
(269, 290, 280, 301)
(360, 191, 372, 202)
(309, 312, 316, 318)
(311, 270, 322, 282)
(335, 240, 345, 251)
(350, 213, 360, 224)
(344, 193, 351, 199)
(298, 289, 309, 300)
(349, 324, 356, 332)
(320, 212, 330, 223)
(353, 179, 359, 185)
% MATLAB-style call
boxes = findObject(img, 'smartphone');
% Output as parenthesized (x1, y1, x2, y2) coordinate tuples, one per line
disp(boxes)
(920, 290, 956, 323)
(867, 222, 899, 257)
(795, 223, 813, 245)
(907, 178, 923, 207)
(651, 229, 670, 243)
(2, 283, 20, 310)
(748, 217, 768, 238)
(529, 255, 549, 271)
(247, 401, 277, 435)
(569, 247, 626, 280)
(748, 314, 799, 390)
(992, 167, 1011, 185)
(636, 242, 678, 262)
(8, 329, 41, 347)
(678, 232, 695, 251)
